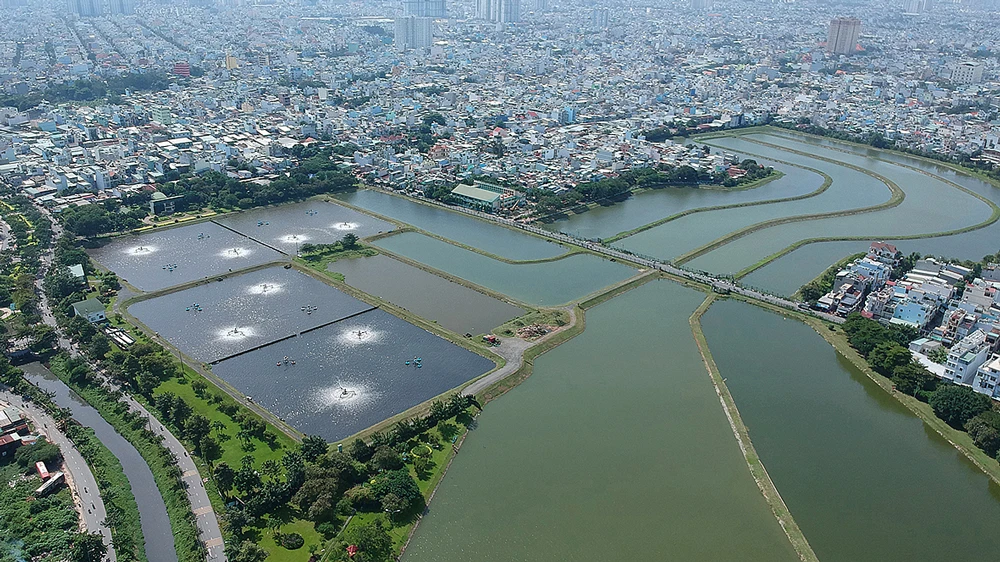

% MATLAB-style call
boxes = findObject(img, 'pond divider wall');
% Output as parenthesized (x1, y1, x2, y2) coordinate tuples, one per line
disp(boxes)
(209, 306, 378, 364)
(210, 219, 289, 256)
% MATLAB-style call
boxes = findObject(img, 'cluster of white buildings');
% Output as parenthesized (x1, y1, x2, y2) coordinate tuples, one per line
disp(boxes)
(0, 0, 999, 194)
(856, 252, 1000, 400)
(814, 241, 1000, 401)
(815, 242, 897, 317)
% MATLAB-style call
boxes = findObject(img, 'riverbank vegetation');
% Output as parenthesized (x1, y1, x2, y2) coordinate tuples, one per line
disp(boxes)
(528, 162, 776, 220)
(0, 358, 147, 562)
(321, 396, 479, 561)
(47, 354, 205, 562)
(840, 314, 1000, 466)
(796, 253, 865, 302)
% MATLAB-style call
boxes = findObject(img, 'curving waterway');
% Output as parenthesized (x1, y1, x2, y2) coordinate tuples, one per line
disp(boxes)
(21, 362, 177, 562)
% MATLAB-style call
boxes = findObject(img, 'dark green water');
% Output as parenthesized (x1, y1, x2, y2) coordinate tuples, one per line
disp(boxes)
(331, 254, 524, 335)
(373, 232, 637, 306)
(702, 300, 1000, 562)
(404, 282, 798, 562)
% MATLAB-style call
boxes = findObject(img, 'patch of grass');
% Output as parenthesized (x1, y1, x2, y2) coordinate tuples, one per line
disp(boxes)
(151, 375, 295, 469)
(492, 309, 569, 337)
(254, 507, 325, 562)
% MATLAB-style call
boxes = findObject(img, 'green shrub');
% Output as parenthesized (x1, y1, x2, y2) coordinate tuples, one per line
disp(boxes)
(280, 533, 304, 550)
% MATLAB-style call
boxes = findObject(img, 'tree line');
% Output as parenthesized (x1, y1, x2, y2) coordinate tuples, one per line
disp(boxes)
(842, 314, 1000, 461)
(529, 160, 774, 218)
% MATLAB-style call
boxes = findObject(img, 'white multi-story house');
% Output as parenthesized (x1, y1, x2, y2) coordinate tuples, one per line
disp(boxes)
(944, 330, 992, 385)
(973, 354, 1000, 399)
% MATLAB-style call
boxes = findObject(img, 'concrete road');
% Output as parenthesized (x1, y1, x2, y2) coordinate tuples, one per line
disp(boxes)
(32, 201, 225, 561)
(117, 394, 227, 561)
(0, 388, 117, 562)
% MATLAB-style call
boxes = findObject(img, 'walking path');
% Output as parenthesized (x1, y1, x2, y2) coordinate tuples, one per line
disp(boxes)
(462, 307, 577, 397)
(0, 387, 117, 562)
(32, 202, 226, 562)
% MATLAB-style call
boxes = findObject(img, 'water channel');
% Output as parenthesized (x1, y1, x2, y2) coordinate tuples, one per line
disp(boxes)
(539, 153, 823, 241)
(404, 281, 798, 561)
(701, 300, 1000, 562)
(373, 232, 637, 306)
(740, 131, 1000, 295)
(20, 362, 177, 562)
(336, 189, 569, 260)
(685, 134, 994, 274)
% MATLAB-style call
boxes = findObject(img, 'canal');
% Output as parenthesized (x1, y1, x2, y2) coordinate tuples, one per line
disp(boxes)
(404, 281, 798, 561)
(20, 362, 177, 562)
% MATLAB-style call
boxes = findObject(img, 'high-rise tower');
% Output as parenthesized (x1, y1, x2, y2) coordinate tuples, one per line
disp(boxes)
(826, 17, 861, 55)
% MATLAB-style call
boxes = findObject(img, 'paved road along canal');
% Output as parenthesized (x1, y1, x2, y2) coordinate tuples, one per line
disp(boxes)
(0, 386, 117, 562)
(21, 362, 177, 562)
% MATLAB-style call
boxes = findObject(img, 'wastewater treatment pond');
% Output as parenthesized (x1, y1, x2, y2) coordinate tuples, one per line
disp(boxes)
(128, 267, 375, 363)
(127, 266, 494, 442)
(210, 308, 494, 442)
(90, 221, 284, 292)
(214, 200, 395, 254)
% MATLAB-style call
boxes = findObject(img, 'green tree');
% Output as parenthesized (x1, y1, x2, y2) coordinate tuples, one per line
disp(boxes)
(890, 362, 938, 396)
(225, 540, 268, 562)
(214, 463, 235, 497)
(184, 414, 212, 448)
(87, 333, 111, 359)
(138, 353, 176, 380)
(930, 385, 993, 429)
(300, 435, 328, 463)
(200, 435, 221, 463)
(190, 378, 208, 397)
(370, 446, 402, 471)
(966, 411, 1000, 456)
(928, 347, 948, 364)
(370, 469, 422, 512)
(335, 519, 392, 562)
(15, 438, 62, 469)
(867, 342, 913, 376)
(340, 233, 359, 249)
(70, 532, 107, 562)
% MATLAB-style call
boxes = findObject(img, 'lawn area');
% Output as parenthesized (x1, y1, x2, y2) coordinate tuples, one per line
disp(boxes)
(492, 308, 570, 338)
(149, 375, 324, 560)
(254, 506, 326, 562)
(152, 376, 294, 468)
